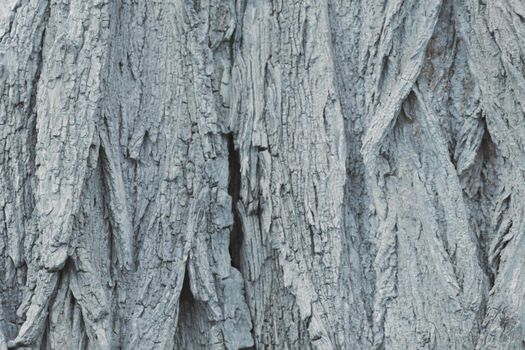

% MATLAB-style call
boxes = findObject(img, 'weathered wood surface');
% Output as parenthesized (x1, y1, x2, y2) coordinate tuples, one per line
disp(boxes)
(0, 0, 524, 349)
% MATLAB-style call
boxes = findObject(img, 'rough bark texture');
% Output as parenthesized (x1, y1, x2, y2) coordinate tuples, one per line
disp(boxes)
(0, 0, 524, 349)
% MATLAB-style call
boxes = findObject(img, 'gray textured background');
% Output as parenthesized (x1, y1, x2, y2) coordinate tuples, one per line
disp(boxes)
(0, 0, 524, 349)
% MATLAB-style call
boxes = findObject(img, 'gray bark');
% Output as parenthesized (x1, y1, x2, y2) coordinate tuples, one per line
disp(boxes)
(0, 0, 524, 349)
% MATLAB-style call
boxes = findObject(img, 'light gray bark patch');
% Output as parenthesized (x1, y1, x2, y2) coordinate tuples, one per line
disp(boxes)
(2, 0, 525, 349)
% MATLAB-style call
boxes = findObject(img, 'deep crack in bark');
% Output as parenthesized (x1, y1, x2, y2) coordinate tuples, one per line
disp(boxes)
(227, 133, 243, 270)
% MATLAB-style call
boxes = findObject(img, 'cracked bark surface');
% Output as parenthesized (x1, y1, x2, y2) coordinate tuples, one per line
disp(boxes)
(0, 0, 524, 349)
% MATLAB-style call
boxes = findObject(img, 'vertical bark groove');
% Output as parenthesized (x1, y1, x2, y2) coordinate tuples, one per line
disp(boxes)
(227, 133, 243, 270)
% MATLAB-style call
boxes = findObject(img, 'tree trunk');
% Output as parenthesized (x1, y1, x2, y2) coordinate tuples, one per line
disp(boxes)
(1, 0, 524, 349)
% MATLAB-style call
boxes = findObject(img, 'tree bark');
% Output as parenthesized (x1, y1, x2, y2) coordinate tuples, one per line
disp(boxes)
(0, 0, 524, 349)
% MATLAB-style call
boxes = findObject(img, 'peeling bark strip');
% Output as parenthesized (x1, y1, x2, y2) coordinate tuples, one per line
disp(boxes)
(0, 0, 524, 349)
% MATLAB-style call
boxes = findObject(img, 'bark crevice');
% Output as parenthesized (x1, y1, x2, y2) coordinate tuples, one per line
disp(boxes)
(227, 133, 243, 270)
